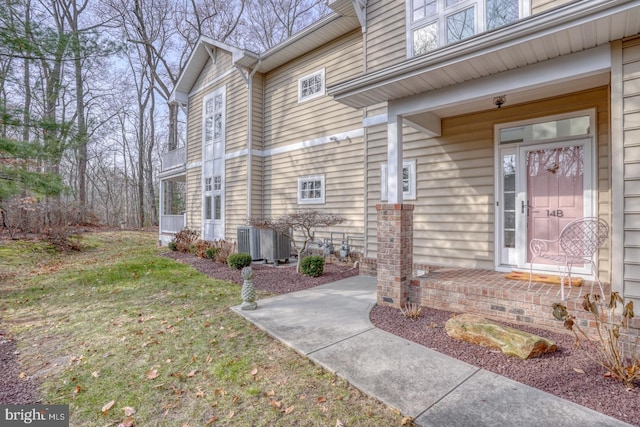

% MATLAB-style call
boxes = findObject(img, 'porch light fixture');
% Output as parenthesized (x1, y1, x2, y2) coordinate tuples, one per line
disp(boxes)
(493, 95, 507, 108)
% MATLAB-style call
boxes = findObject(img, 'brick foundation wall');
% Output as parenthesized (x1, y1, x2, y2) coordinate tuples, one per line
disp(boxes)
(359, 257, 377, 277)
(410, 271, 640, 347)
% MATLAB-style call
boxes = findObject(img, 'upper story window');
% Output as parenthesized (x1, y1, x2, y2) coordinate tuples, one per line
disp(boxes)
(408, 0, 529, 57)
(298, 69, 325, 103)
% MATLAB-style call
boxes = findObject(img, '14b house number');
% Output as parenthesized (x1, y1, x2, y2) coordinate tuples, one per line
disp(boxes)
(546, 209, 564, 217)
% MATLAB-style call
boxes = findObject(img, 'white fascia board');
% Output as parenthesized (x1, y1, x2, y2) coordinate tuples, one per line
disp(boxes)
(170, 90, 189, 105)
(389, 44, 611, 117)
(172, 36, 257, 101)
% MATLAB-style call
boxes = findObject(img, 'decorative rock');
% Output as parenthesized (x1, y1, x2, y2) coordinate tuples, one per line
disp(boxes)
(240, 266, 257, 310)
(444, 313, 557, 359)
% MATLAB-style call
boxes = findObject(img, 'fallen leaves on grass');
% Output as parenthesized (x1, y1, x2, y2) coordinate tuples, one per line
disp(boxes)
(101, 400, 115, 414)
(122, 407, 136, 417)
(146, 368, 159, 380)
(117, 416, 135, 427)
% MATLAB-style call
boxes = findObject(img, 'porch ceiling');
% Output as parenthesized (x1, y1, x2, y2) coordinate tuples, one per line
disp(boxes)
(328, 0, 640, 109)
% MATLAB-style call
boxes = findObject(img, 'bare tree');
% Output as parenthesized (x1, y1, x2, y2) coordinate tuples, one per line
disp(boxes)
(244, 0, 329, 51)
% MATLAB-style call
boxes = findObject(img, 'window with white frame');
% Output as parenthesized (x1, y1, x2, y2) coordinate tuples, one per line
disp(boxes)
(408, 0, 529, 57)
(298, 69, 325, 103)
(202, 86, 226, 238)
(298, 175, 325, 204)
(381, 160, 417, 201)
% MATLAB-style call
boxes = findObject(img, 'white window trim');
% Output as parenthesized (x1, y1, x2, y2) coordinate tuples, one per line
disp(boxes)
(406, 0, 531, 58)
(381, 159, 417, 201)
(298, 69, 325, 103)
(297, 174, 326, 205)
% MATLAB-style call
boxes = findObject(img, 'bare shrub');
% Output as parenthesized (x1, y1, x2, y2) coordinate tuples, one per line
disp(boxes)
(553, 292, 639, 389)
(400, 302, 422, 321)
(190, 240, 213, 258)
(210, 240, 235, 264)
(250, 210, 344, 273)
(171, 228, 200, 253)
(1, 196, 88, 246)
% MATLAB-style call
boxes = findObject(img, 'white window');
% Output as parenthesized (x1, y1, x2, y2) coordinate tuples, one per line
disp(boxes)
(298, 69, 325, 103)
(298, 175, 325, 204)
(381, 160, 417, 201)
(407, 0, 529, 57)
(201, 86, 226, 239)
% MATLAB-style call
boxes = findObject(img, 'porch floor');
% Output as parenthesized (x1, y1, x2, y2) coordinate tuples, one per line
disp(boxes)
(409, 267, 610, 335)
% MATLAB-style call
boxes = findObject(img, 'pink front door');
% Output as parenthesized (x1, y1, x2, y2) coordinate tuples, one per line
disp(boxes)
(526, 145, 584, 263)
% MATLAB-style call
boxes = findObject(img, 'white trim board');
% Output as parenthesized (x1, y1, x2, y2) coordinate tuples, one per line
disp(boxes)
(225, 128, 365, 159)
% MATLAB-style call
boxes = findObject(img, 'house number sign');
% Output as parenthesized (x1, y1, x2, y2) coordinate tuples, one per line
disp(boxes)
(546, 209, 564, 217)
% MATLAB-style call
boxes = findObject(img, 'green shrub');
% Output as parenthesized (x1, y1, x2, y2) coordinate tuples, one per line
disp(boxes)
(227, 252, 252, 270)
(205, 247, 220, 260)
(300, 255, 324, 277)
(168, 241, 178, 251)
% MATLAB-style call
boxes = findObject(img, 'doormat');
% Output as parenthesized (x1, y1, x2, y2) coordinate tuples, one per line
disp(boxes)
(505, 271, 582, 286)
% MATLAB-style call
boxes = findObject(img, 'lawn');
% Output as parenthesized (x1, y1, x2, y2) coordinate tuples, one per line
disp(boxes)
(0, 231, 403, 426)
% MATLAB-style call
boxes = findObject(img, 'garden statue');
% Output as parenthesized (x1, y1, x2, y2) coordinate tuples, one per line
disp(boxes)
(241, 266, 257, 310)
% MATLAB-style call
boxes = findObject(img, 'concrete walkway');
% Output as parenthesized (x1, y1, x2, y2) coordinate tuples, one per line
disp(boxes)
(232, 275, 632, 427)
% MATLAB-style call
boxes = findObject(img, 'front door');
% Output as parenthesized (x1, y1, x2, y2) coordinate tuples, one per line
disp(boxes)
(497, 138, 594, 272)
(525, 143, 585, 265)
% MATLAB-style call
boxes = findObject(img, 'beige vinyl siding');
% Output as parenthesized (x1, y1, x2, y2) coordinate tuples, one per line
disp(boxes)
(366, 87, 610, 273)
(262, 137, 366, 242)
(531, 0, 574, 15)
(225, 156, 248, 238)
(622, 38, 640, 301)
(226, 77, 250, 153)
(365, 0, 406, 73)
(185, 167, 202, 229)
(250, 75, 264, 220)
(263, 31, 363, 150)
(192, 51, 233, 93)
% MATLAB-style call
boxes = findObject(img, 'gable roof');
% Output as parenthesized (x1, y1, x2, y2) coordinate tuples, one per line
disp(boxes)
(170, 5, 361, 104)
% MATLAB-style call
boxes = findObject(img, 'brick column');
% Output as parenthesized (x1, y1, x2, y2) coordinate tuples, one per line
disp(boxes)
(376, 203, 414, 308)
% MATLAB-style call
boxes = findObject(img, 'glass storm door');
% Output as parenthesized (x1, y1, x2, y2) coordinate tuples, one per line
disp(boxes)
(497, 138, 592, 270)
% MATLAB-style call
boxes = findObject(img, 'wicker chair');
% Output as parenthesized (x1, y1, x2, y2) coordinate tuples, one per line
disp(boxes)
(528, 217, 609, 301)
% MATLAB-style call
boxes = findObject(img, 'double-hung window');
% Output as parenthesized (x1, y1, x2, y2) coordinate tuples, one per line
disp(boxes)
(408, 0, 529, 57)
